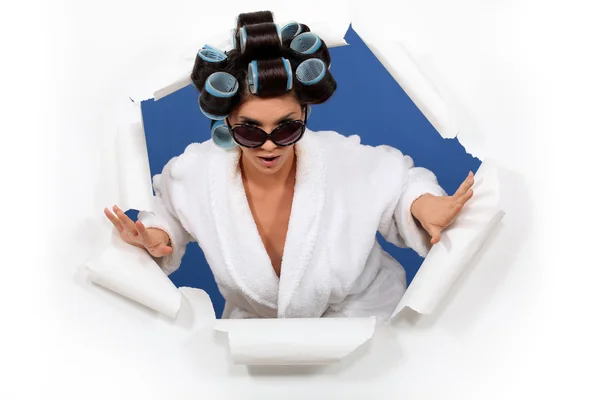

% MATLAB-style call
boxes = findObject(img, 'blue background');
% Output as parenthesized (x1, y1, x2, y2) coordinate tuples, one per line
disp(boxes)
(133, 26, 481, 318)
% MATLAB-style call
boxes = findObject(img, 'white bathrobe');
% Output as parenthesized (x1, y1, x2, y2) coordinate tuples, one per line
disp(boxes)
(138, 129, 446, 319)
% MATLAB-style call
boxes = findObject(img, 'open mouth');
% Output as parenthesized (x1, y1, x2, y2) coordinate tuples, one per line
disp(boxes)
(259, 156, 279, 162)
(258, 155, 280, 167)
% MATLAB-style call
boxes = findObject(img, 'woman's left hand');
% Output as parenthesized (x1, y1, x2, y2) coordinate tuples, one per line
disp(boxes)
(410, 171, 475, 245)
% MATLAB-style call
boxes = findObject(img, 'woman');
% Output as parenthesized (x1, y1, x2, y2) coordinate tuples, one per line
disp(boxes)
(104, 10, 474, 319)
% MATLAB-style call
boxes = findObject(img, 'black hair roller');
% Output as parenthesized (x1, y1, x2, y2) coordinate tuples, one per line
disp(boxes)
(191, 45, 228, 92)
(239, 22, 282, 60)
(294, 58, 336, 104)
(236, 11, 274, 30)
(198, 72, 240, 120)
(247, 57, 293, 97)
(289, 32, 331, 68)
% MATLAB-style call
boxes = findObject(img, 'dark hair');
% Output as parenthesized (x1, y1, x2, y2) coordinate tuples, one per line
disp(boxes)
(191, 10, 336, 119)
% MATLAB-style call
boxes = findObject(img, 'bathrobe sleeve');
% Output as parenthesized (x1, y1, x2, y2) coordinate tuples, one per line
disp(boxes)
(137, 157, 195, 275)
(375, 145, 447, 258)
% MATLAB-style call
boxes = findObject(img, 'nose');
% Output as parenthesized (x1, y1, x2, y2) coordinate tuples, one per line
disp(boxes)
(260, 139, 277, 152)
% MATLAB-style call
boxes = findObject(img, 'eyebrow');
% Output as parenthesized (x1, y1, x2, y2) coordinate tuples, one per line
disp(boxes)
(239, 112, 296, 126)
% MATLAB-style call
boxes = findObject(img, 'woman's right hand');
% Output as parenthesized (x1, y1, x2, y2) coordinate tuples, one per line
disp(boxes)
(104, 205, 173, 258)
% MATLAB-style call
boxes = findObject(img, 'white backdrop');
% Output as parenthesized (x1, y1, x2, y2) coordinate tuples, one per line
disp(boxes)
(2, 0, 599, 398)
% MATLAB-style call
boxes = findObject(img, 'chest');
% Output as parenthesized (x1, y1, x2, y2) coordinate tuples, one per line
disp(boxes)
(244, 185, 294, 277)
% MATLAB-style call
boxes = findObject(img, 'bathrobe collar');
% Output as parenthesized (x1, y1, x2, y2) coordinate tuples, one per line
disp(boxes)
(207, 129, 327, 316)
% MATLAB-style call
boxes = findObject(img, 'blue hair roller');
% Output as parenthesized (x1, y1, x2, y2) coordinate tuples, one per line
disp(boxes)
(198, 46, 227, 63)
(296, 58, 326, 86)
(200, 109, 227, 120)
(199, 72, 239, 120)
(247, 60, 259, 94)
(240, 26, 248, 53)
(280, 22, 303, 41)
(205, 72, 239, 98)
(201, 44, 220, 52)
(282, 58, 293, 91)
(211, 120, 237, 149)
(290, 32, 322, 55)
(230, 29, 237, 49)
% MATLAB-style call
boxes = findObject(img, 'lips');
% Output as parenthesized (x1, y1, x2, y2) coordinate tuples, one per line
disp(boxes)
(258, 155, 280, 168)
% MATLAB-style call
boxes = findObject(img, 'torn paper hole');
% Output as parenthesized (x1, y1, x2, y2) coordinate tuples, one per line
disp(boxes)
(85, 18, 505, 367)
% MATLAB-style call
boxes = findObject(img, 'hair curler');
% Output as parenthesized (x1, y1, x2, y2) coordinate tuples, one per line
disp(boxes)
(198, 72, 239, 120)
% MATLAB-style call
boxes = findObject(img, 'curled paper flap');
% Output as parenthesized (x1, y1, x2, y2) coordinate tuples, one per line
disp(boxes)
(351, 29, 458, 138)
(392, 160, 505, 317)
(173, 287, 217, 330)
(151, 21, 349, 101)
(214, 317, 376, 366)
(85, 228, 182, 318)
(113, 98, 154, 212)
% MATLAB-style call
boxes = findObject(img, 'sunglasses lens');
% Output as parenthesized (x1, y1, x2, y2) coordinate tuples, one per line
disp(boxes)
(272, 122, 304, 146)
(232, 126, 265, 147)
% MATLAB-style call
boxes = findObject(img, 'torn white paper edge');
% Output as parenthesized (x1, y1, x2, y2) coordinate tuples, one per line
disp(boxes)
(174, 287, 216, 331)
(214, 317, 376, 366)
(391, 160, 505, 317)
(112, 97, 154, 213)
(85, 227, 182, 319)
(351, 27, 459, 139)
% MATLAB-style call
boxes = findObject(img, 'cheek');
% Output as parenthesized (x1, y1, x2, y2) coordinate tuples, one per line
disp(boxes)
(283, 147, 295, 158)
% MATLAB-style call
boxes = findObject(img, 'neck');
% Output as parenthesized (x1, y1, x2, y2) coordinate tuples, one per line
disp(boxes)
(241, 150, 296, 190)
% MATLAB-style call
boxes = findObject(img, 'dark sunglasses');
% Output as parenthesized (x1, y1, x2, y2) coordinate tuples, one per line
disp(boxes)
(225, 107, 307, 148)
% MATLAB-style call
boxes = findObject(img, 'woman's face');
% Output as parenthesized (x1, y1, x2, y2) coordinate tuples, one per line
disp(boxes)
(227, 94, 303, 176)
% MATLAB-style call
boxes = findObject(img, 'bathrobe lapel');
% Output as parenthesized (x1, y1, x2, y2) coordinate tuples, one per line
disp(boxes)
(277, 131, 327, 317)
(207, 146, 280, 311)
(207, 130, 327, 317)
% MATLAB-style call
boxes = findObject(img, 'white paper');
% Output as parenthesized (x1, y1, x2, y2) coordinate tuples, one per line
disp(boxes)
(351, 30, 458, 139)
(214, 317, 376, 366)
(116, 99, 154, 212)
(173, 287, 217, 330)
(85, 227, 182, 318)
(392, 160, 506, 317)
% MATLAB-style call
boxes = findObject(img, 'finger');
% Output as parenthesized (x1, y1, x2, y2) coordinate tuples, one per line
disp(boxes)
(113, 205, 138, 236)
(453, 171, 474, 198)
(456, 188, 474, 206)
(444, 202, 468, 227)
(429, 226, 442, 245)
(104, 208, 124, 232)
(135, 220, 153, 246)
(150, 245, 173, 258)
